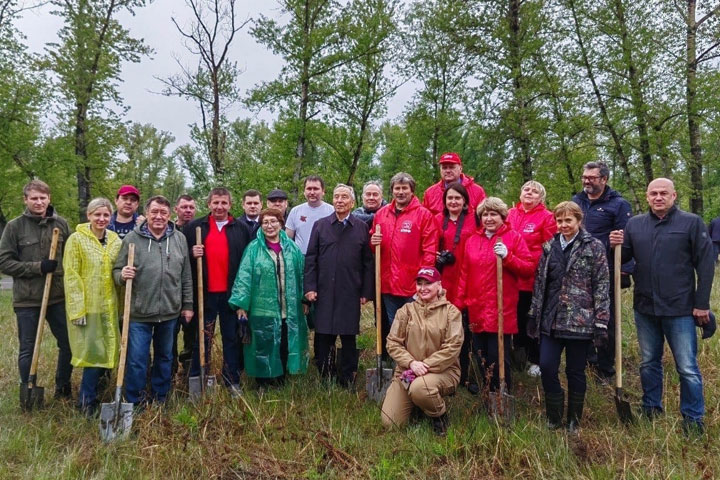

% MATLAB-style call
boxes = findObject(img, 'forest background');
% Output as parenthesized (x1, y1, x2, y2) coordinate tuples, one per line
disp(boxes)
(2, 0, 720, 226)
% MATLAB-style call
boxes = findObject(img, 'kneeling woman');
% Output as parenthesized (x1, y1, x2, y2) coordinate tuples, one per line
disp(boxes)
(529, 201, 610, 432)
(381, 267, 463, 435)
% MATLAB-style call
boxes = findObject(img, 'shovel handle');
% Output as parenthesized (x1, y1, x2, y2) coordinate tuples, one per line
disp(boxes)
(116, 244, 135, 389)
(496, 239, 505, 388)
(374, 225, 382, 356)
(614, 245, 622, 390)
(28, 228, 60, 379)
(196, 227, 206, 375)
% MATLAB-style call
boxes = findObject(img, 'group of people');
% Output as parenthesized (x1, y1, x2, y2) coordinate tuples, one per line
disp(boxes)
(0, 154, 714, 438)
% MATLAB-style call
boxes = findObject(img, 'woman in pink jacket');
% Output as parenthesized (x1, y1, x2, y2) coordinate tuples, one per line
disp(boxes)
(457, 197, 534, 394)
(507, 181, 557, 376)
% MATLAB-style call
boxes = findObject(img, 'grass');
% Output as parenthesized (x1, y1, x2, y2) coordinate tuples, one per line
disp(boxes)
(1, 276, 720, 479)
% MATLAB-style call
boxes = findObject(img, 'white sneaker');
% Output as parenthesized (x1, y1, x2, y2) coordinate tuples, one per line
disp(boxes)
(527, 364, 541, 377)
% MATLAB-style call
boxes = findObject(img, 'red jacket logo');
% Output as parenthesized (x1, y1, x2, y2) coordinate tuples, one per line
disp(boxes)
(400, 220, 413, 233)
(523, 223, 536, 233)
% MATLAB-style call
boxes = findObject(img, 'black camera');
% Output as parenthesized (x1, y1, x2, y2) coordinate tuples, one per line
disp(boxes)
(435, 250, 456, 271)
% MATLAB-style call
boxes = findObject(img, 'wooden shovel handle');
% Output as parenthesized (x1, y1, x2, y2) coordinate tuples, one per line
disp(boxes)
(496, 239, 505, 387)
(614, 245, 623, 389)
(116, 243, 135, 389)
(196, 227, 206, 370)
(374, 225, 382, 356)
(28, 227, 60, 378)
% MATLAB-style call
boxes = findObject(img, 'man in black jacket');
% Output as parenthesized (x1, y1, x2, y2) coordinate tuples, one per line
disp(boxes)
(610, 178, 714, 434)
(185, 187, 252, 394)
(304, 184, 374, 388)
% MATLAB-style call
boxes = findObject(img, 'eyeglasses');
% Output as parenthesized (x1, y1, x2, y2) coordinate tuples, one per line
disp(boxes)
(581, 175, 602, 182)
(261, 219, 280, 226)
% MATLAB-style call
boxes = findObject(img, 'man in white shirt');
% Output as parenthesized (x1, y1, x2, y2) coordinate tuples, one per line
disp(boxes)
(286, 175, 334, 255)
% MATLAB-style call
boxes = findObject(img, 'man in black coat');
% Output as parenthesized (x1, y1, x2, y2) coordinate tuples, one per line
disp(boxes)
(304, 184, 374, 388)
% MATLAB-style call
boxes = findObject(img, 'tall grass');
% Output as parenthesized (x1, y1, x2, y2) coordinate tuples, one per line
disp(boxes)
(0, 277, 719, 479)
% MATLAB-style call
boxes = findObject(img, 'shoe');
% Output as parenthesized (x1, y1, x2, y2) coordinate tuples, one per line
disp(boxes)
(640, 406, 663, 420)
(228, 384, 242, 398)
(527, 364, 541, 377)
(566, 391, 585, 434)
(545, 391, 564, 430)
(77, 402, 98, 418)
(682, 418, 705, 437)
(465, 383, 480, 395)
(431, 413, 449, 436)
(54, 384, 72, 400)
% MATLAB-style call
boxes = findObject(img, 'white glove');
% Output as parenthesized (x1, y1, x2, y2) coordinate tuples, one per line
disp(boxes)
(493, 242, 508, 259)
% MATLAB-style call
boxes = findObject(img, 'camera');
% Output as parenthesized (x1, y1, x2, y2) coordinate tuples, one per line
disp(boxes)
(435, 250, 456, 271)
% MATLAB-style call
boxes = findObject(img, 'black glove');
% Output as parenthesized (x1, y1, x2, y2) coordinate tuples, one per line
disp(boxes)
(593, 328, 609, 349)
(40, 259, 58, 274)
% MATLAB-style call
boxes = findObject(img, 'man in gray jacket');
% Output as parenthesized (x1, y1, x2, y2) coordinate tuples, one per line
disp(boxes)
(0, 180, 73, 400)
(113, 195, 194, 406)
(610, 178, 714, 435)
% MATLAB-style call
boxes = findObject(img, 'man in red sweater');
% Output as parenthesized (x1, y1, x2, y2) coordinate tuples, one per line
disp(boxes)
(422, 152, 486, 216)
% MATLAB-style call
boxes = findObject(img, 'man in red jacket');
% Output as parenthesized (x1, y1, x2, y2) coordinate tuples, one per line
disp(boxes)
(371, 173, 439, 359)
(422, 152, 486, 216)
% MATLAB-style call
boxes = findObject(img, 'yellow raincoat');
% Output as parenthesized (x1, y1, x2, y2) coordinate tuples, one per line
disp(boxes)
(63, 223, 122, 368)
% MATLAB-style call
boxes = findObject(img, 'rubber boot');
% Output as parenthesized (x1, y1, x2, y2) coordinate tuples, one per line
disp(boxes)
(545, 390, 564, 430)
(566, 391, 585, 434)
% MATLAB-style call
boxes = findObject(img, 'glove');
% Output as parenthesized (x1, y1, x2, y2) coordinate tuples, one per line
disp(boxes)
(72, 316, 86, 326)
(493, 242, 508, 259)
(40, 259, 58, 274)
(593, 328, 609, 349)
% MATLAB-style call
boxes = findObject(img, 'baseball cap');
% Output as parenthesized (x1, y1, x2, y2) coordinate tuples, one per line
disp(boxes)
(267, 189, 288, 200)
(117, 185, 140, 198)
(439, 152, 462, 165)
(416, 266, 441, 283)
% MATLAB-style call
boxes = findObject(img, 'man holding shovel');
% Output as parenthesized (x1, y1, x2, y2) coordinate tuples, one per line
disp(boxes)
(610, 178, 715, 435)
(113, 195, 194, 407)
(0, 180, 73, 404)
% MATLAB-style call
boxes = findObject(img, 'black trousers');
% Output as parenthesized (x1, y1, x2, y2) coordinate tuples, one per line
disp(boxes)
(314, 333, 358, 383)
(473, 332, 512, 392)
(459, 310, 472, 385)
(589, 279, 616, 377)
(540, 334, 590, 394)
(514, 290, 540, 365)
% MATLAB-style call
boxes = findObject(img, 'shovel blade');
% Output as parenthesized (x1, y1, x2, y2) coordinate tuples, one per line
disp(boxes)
(188, 375, 217, 401)
(488, 391, 515, 424)
(365, 368, 393, 403)
(19, 384, 44, 412)
(99, 402, 134, 442)
(615, 389, 635, 425)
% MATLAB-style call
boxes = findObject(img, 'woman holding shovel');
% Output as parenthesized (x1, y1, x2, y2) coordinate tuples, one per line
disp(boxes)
(528, 201, 610, 432)
(229, 208, 309, 387)
(63, 198, 122, 416)
(456, 197, 534, 399)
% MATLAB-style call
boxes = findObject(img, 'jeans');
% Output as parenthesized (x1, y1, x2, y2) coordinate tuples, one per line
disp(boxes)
(473, 332, 512, 392)
(634, 311, 704, 422)
(78, 367, 108, 407)
(380, 294, 413, 361)
(125, 318, 177, 405)
(15, 303, 73, 389)
(539, 335, 590, 395)
(190, 291, 243, 385)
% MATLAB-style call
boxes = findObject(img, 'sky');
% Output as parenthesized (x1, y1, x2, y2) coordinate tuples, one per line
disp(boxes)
(14, 0, 411, 150)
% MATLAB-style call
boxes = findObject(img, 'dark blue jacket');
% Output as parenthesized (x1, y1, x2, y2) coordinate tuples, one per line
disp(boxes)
(708, 217, 720, 243)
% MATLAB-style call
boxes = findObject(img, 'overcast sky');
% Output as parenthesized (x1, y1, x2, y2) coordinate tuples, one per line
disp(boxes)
(15, 0, 410, 149)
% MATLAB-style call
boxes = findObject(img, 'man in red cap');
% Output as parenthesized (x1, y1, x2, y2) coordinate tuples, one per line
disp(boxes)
(421, 152, 486, 216)
(109, 185, 144, 239)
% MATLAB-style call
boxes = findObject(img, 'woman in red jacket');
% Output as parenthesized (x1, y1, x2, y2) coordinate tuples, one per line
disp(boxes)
(507, 181, 557, 377)
(457, 197, 534, 394)
(434, 183, 478, 391)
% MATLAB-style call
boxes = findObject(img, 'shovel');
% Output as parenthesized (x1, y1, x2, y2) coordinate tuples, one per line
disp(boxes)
(100, 243, 135, 442)
(189, 227, 216, 399)
(489, 244, 514, 423)
(365, 225, 393, 403)
(20, 227, 60, 411)
(613, 245, 634, 424)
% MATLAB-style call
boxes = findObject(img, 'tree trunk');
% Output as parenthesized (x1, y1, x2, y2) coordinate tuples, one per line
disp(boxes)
(75, 101, 90, 222)
(211, 69, 223, 179)
(508, 0, 532, 181)
(686, 0, 703, 215)
(293, 0, 312, 202)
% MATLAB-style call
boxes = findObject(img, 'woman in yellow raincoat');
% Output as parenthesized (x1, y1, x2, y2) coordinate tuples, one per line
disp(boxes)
(63, 198, 122, 415)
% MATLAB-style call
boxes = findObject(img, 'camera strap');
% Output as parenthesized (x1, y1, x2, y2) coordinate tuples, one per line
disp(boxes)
(441, 211, 466, 252)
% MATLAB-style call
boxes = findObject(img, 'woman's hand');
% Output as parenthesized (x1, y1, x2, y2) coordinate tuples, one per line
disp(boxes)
(409, 360, 429, 377)
(236, 309, 247, 319)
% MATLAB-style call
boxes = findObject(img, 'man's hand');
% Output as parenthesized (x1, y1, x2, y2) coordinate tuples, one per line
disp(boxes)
(236, 308, 247, 319)
(370, 231, 382, 246)
(192, 244, 204, 258)
(360, 297, 368, 305)
(305, 291, 317, 302)
(409, 360, 429, 377)
(40, 259, 58, 274)
(121, 265, 136, 280)
(693, 308, 710, 326)
(609, 230, 624, 247)
(181, 310, 194, 323)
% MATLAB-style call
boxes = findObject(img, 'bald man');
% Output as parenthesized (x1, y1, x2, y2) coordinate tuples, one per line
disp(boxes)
(610, 178, 714, 435)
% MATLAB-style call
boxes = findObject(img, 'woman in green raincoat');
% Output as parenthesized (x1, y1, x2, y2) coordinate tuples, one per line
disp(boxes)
(63, 198, 122, 415)
(229, 208, 309, 385)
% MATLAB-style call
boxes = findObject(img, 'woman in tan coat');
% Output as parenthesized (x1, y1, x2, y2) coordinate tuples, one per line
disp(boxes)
(381, 266, 464, 435)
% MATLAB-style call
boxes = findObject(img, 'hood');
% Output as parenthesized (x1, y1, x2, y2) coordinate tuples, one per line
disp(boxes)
(479, 222, 511, 238)
(513, 201, 547, 215)
(414, 289, 452, 309)
(22, 205, 58, 223)
(134, 220, 177, 240)
(255, 225, 292, 246)
(388, 195, 422, 213)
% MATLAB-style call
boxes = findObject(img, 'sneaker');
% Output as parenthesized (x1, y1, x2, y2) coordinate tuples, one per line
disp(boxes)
(228, 384, 242, 398)
(527, 364, 541, 377)
(431, 413, 449, 436)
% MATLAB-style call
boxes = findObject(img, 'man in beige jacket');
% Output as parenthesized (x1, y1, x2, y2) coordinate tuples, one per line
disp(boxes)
(381, 266, 464, 435)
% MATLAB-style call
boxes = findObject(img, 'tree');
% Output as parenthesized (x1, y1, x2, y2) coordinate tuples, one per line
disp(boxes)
(159, 0, 249, 180)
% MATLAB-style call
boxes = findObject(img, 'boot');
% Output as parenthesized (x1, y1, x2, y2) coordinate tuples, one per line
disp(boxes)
(545, 390, 564, 430)
(431, 413, 449, 436)
(566, 391, 585, 434)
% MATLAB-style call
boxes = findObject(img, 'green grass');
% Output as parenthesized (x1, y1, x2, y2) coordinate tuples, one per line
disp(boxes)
(1, 277, 720, 479)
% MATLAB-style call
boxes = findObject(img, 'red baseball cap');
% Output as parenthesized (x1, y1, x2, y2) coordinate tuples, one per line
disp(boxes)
(416, 266, 441, 283)
(439, 152, 462, 165)
(117, 185, 140, 198)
